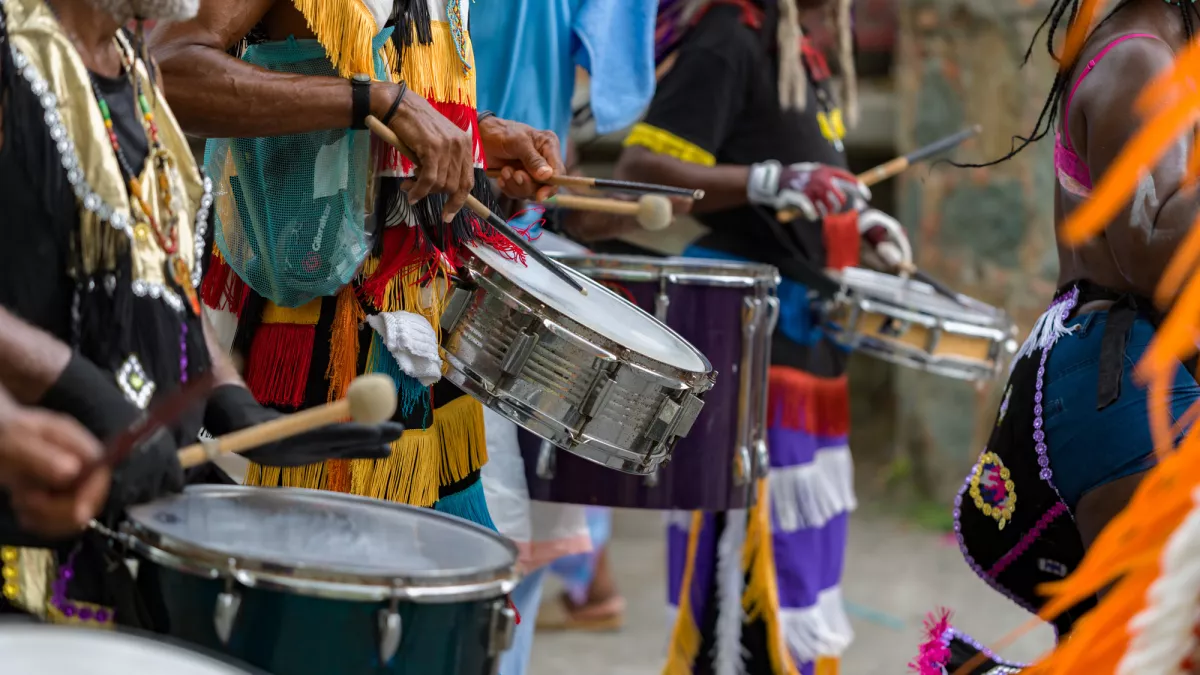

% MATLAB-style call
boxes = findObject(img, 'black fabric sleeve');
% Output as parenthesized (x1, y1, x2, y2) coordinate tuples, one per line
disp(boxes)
(639, 9, 759, 158)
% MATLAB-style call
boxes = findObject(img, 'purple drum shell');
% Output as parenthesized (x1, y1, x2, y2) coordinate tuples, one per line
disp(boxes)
(521, 278, 751, 511)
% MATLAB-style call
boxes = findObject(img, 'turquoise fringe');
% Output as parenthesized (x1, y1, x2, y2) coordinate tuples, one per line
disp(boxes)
(366, 331, 430, 426)
(433, 478, 498, 531)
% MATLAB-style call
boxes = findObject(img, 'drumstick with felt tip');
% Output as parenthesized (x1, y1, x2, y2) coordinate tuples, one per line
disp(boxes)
(778, 125, 983, 223)
(541, 193, 675, 231)
(486, 169, 704, 200)
(364, 116, 586, 295)
(175, 374, 398, 469)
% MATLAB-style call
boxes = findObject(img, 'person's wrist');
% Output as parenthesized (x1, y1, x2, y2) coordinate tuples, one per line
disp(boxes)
(369, 81, 405, 121)
(747, 161, 781, 205)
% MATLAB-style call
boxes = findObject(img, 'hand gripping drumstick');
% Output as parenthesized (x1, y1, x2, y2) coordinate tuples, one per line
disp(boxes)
(364, 116, 587, 294)
(778, 125, 983, 223)
(175, 374, 398, 469)
(541, 193, 675, 231)
(485, 169, 705, 200)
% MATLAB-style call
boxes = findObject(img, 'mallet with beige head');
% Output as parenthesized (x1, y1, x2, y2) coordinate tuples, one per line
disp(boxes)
(176, 374, 398, 469)
(540, 193, 676, 232)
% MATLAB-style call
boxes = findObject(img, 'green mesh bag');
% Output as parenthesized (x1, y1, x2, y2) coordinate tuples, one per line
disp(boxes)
(205, 33, 393, 308)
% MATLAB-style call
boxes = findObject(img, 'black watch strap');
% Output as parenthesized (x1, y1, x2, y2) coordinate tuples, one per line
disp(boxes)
(351, 74, 371, 130)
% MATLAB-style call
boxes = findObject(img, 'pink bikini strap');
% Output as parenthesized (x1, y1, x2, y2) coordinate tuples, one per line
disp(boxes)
(1061, 33, 1162, 149)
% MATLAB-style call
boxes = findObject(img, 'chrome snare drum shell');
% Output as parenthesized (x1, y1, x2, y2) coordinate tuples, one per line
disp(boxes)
(441, 244, 715, 476)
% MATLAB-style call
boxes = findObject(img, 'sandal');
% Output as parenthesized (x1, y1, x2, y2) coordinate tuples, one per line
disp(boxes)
(535, 592, 626, 632)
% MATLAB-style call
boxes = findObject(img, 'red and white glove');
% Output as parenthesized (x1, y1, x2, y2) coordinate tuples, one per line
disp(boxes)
(748, 161, 871, 220)
(859, 209, 913, 272)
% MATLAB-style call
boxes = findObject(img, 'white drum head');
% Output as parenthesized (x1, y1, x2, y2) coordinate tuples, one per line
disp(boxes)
(470, 243, 708, 373)
(837, 267, 999, 324)
(0, 624, 258, 674)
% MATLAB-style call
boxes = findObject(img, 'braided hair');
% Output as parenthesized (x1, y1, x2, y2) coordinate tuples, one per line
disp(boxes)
(957, 0, 1199, 167)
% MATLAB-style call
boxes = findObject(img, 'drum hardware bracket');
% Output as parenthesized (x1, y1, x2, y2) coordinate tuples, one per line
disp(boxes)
(535, 440, 557, 480)
(654, 277, 671, 322)
(500, 319, 541, 377)
(580, 370, 617, 419)
(440, 286, 475, 333)
(733, 446, 752, 487)
(643, 468, 660, 488)
(376, 597, 403, 665)
(214, 572, 241, 646)
(487, 597, 518, 670)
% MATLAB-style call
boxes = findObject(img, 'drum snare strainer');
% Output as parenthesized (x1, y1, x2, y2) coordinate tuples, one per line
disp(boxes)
(440, 243, 715, 475)
(826, 267, 1019, 381)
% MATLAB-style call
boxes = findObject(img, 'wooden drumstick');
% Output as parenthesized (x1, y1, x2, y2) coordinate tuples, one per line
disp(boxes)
(777, 125, 983, 223)
(542, 193, 674, 231)
(485, 169, 705, 200)
(363, 116, 587, 294)
(176, 374, 398, 469)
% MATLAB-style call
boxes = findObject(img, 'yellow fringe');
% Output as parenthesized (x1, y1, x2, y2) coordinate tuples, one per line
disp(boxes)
(262, 298, 322, 326)
(399, 22, 476, 107)
(663, 511, 705, 675)
(291, 0, 382, 79)
(624, 123, 717, 167)
(815, 657, 840, 675)
(245, 395, 487, 506)
(326, 285, 365, 403)
(743, 478, 801, 675)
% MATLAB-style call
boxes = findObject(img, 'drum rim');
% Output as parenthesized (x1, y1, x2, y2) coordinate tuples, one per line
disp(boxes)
(121, 486, 520, 604)
(831, 266, 1017, 328)
(0, 620, 270, 673)
(460, 245, 715, 382)
(548, 253, 781, 288)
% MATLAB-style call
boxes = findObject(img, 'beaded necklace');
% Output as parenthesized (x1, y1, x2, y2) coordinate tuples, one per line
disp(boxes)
(86, 46, 200, 315)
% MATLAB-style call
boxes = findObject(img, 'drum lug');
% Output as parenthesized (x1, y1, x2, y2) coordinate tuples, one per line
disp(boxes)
(580, 372, 616, 419)
(441, 286, 474, 333)
(501, 328, 539, 377)
(376, 598, 403, 665)
(654, 277, 670, 321)
(643, 468, 660, 488)
(487, 598, 518, 667)
(754, 439, 770, 480)
(668, 392, 705, 440)
(535, 440, 557, 480)
(733, 446, 752, 486)
(213, 576, 241, 646)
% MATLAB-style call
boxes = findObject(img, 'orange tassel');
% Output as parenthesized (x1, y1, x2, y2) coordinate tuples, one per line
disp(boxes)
(325, 285, 365, 403)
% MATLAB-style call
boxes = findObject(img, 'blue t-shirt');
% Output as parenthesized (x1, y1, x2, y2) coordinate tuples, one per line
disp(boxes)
(471, 0, 656, 157)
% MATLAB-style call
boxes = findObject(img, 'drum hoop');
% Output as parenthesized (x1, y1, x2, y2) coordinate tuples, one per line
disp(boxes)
(121, 486, 520, 604)
(831, 269, 1014, 330)
(0, 621, 270, 673)
(462, 251, 715, 385)
(548, 253, 781, 289)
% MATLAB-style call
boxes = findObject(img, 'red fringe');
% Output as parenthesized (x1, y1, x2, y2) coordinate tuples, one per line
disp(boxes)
(472, 216, 526, 265)
(768, 366, 850, 436)
(200, 251, 248, 315)
(359, 226, 426, 309)
(243, 323, 315, 408)
(822, 210, 861, 271)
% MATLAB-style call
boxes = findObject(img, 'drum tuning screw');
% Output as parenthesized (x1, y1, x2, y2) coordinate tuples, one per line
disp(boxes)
(487, 598, 518, 674)
(376, 598, 403, 665)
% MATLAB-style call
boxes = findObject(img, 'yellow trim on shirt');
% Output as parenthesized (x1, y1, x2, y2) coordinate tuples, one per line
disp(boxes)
(623, 123, 717, 167)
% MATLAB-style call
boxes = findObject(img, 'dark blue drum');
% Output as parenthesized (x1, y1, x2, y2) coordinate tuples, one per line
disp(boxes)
(124, 486, 519, 675)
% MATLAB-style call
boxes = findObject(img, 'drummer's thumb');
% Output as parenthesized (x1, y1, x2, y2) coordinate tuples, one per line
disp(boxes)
(520, 145, 553, 181)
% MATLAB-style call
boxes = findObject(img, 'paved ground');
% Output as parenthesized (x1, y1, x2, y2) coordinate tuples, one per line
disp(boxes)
(529, 509, 1053, 675)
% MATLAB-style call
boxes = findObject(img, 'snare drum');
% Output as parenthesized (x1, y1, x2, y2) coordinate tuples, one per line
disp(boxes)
(520, 255, 779, 511)
(826, 267, 1018, 381)
(123, 486, 519, 675)
(1, 622, 264, 674)
(440, 243, 715, 475)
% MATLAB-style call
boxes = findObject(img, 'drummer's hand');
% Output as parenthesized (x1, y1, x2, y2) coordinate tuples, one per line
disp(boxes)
(380, 86, 475, 223)
(203, 385, 402, 467)
(0, 405, 110, 538)
(859, 209, 912, 274)
(563, 195, 693, 243)
(748, 161, 870, 220)
(480, 116, 565, 202)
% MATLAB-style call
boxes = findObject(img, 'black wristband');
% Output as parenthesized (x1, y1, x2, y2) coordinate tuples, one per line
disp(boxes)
(351, 74, 371, 130)
(380, 82, 407, 126)
(477, 110, 496, 124)
(39, 352, 139, 442)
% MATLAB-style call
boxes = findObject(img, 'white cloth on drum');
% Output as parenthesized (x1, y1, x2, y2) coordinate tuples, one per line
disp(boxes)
(480, 407, 592, 573)
(366, 311, 443, 386)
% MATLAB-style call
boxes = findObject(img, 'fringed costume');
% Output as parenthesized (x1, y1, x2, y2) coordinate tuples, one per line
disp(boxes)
(624, 1, 859, 672)
(0, 0, 212, 627)
(202, 0, 510, 527)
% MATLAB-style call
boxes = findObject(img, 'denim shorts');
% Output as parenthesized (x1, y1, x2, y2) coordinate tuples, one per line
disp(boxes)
(1042, 311, 1200, 509)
